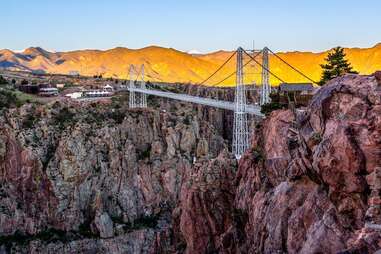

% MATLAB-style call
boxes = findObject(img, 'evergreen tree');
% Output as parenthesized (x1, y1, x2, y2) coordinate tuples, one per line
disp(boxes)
(319, 46, 358, 86)
(0, 75, 8, 85)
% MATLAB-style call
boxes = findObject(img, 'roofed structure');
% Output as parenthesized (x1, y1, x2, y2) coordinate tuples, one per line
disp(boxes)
(279, 83, 313, 92)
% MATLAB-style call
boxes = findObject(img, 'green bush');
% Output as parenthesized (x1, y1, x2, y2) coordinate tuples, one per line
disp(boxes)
(120, 215, 159, 232)
(252, 148, 265, 163)
(0, 90, 22, 109)
(311, 132, 322, 143)
(54, 107, 75, 130)
(0, 75, 8, 85)
(22, 114, 36, 129)
(108, 110, 125, 124)
(260, 102, 285, 116)
(183, 115, 191, 125)
(137, 145, 151, 160)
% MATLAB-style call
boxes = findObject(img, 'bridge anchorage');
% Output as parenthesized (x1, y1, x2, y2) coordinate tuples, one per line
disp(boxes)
(126, 46, 317, 159)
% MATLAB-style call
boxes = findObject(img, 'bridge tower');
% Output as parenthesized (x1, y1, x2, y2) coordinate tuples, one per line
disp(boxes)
(232, 47, 250, 160)
(128, 64, 147, 108)
(260, 47, 271, 105)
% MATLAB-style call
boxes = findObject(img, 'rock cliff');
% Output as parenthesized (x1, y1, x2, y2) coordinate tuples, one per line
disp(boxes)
(177, 73, 381, 253)
(0, 73, 380, 253)
(0, 95, 229, 253)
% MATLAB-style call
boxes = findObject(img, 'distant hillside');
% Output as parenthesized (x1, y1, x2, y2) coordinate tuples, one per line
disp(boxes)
(1, 44, 380, 86)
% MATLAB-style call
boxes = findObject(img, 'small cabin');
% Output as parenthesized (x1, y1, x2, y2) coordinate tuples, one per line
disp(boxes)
(278, 83, 314, 107)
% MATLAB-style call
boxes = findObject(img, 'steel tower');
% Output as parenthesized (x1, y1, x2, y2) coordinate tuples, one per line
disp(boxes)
(260, 47, 271, 105)
(232, 47, 250, 159)
(128, 64, 147, 108)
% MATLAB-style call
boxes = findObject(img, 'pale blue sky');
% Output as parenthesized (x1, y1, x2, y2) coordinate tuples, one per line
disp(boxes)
(1, 0, 380, 53)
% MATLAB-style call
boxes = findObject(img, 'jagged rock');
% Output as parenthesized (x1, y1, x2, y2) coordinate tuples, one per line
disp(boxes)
(175, 73, 381, 254)
(179, 127, 196, 153)
(0, 74, 380, 253)
(196, 138, 208, 157)
(94, 212, 114, 238)
(232, 74, 381, 253)
(178, 150, 237, 254)
(0, 96, 227, 253)
(0, 135, 6, 159)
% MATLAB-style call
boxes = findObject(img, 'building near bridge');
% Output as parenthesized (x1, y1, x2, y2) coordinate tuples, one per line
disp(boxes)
(56, 83, 65, 89)
(65, 92, 83, 99)
(83, 90, 113, 97)
(18, 83, 59, 96)
(18, 84, 40, 94)
(39, 87, 59, 96)
(277, 83, 314, 107)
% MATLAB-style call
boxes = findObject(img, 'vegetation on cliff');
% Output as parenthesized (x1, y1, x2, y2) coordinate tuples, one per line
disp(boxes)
(319, 46, 358, 85)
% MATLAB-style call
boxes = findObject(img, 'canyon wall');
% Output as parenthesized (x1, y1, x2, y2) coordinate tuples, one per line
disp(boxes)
(0, 73, 380, 253)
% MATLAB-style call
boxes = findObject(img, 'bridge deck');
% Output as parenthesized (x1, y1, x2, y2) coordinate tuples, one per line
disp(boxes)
(127, 88, 264, 117)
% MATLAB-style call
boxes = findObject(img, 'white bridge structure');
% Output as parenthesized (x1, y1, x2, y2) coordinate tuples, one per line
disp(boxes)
(128, 87, 263, 116)
(126, 47, 316, 159)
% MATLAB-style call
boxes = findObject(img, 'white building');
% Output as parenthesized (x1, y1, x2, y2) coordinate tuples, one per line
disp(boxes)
(39, 87, 59, 96)
(84, 90, 112, 97)
(65, 92, 83, 99)
(103, 84, 114, 92)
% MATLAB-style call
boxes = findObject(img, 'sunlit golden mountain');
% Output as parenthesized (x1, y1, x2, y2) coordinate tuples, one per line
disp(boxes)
(1, 44, 380, 86)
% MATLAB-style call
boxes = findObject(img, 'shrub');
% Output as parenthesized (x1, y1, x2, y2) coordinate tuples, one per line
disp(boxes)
(311, 132, 322, 143)
(22, 114, 36, 129)
(0, 90, 22, 109)
(54, 107, 75, 130)
(260, 102, 285, 116)
(252, 148, 265, 163)
(121, 215, 159, 232)
(108, 110, 125, 124)
(0, 75, 8, 85)
(137, 145, 151, 160)
(183, 115, 191, 125)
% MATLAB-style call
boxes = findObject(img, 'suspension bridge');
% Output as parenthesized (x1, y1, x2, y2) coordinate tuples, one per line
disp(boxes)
(126, 47, 317, 159)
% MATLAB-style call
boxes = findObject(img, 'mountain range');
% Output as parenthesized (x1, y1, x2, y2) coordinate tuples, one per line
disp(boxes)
(1, 43, 381, 86)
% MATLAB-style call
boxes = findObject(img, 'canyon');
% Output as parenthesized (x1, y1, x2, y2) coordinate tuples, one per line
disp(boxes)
(0, 72, 380, 253)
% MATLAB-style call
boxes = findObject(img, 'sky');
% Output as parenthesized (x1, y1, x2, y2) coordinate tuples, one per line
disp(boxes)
(1, 0, 381, 53)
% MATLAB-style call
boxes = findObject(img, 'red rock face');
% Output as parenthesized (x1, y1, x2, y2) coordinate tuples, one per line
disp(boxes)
(178, 151, 237, 254)
(178, 73, 381, 253)
(0, 130, 58, 235)
(0, 73, 380, 253)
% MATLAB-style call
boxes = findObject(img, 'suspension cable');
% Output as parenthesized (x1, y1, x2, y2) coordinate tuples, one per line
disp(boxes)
(243, 50, 286, 83)
(242, 49, 286, 83)
(211, 59, 252, 86)
(266, 48, 318, 84)
(210, 50, 263, 86)
(198, 50, 237, 85)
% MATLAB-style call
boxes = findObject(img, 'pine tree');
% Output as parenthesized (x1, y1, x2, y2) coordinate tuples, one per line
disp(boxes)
(319, 46, 358, 86)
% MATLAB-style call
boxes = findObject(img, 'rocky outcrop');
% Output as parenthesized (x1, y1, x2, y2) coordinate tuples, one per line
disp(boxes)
(178, 150, 237, 254)
(176, 73, 381, 253)
(0, 96, 227, 253)
(0, 73, 380, 253)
